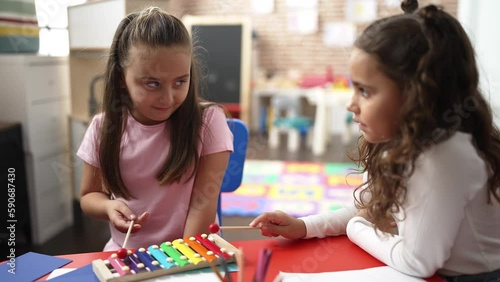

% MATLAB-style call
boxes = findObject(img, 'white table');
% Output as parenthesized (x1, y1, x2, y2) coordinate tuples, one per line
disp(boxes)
(252, 87, 353, 156)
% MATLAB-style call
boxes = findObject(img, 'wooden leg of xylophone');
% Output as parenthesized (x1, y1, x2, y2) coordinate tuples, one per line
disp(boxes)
(92, 259, 116, 281)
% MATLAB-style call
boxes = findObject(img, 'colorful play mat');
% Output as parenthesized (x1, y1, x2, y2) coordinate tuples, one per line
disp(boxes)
(221, 160, 363, 218)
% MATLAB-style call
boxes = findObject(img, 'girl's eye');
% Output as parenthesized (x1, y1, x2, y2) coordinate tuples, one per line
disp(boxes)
(358, 87, 369, 97)
(145, 81, 160, 88)
(174, 79, 187, 87)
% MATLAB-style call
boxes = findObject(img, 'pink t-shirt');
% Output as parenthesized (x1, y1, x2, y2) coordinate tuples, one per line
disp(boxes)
(77, 106, 233, 250)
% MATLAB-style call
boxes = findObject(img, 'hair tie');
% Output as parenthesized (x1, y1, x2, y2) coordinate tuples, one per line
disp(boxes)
(401, 0, 418, 14)
(418, 4, 446, 33)
(418, 5, 442, 21)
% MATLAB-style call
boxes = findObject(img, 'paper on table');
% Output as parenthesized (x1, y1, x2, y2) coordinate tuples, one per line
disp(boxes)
(47, 261, 237, 281)
(142, 271, 226, 281)
(46, 264, 99, 282)
(48, 267, 227, 282)
(0, 252, 71, 282)
(141, 262, 238, 281)
(47, 268, 76, 279)
(274, 266, 425, 282)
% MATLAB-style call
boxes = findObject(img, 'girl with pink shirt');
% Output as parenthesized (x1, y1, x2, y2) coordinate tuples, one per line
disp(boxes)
(77, 7, 233, 251)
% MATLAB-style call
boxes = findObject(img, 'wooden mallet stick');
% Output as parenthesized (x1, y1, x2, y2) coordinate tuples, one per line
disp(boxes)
(123, 220, 134, 248)
(220, 226, 257, 230)
(209, 223, 258, 233)
(116, 220, 134, 259)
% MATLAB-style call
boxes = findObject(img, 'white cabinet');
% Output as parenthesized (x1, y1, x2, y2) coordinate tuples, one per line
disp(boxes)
(68, 0, 127, 49)
(68, 0, 170, 50)
(0, 55, 72, 245)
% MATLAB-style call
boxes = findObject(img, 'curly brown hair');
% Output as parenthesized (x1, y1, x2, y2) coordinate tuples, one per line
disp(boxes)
(351, 0, 500, 230)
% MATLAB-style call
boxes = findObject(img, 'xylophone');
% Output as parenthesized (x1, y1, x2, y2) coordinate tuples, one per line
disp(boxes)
(92, 233, 239, 282)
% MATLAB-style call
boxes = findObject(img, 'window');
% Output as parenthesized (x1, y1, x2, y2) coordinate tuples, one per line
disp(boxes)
(35, 0, 86, 56)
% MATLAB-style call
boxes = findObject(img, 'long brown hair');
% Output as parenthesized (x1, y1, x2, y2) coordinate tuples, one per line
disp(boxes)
(99, 7, 214, 199)
(351, 0, 500, 230)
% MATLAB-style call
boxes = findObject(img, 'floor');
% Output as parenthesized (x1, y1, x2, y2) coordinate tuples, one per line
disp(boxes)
(14, 132, 357, 256)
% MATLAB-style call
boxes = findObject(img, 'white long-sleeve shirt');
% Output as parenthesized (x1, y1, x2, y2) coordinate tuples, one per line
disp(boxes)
(300, 132, 500, 277)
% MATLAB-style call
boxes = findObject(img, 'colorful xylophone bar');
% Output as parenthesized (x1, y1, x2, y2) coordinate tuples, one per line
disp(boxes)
(92, 234, 239, 282)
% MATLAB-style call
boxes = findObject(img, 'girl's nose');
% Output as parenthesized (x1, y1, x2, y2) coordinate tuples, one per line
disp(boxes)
(158, 88, 173, 103)
(346, 94, 359, 113)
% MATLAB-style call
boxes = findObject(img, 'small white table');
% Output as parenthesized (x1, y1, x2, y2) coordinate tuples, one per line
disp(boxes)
(252, 87, 353, 156)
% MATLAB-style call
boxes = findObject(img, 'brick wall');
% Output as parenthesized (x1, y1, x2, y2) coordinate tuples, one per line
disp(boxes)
(169, 0, 458, 78)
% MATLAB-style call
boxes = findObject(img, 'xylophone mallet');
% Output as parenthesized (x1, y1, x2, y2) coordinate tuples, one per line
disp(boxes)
(209, 223, 258, 233)
(117, 220, 135, 259)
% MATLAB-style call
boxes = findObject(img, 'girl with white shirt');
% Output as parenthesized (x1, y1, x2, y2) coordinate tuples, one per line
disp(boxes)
(250, 1, 500, 281)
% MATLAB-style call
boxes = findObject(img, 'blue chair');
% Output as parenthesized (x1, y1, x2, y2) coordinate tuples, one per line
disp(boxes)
(217, 118, 249, 225)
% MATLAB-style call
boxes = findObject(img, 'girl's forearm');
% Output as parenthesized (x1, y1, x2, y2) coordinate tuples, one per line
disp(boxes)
(183, 209, 216, 237)
(80, 192, 112, 221)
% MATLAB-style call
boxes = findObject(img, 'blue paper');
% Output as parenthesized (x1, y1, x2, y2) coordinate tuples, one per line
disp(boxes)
(0, 252, 71, 282)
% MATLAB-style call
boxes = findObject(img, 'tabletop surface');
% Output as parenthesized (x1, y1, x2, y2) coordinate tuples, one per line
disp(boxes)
(49, 235, 443, 282)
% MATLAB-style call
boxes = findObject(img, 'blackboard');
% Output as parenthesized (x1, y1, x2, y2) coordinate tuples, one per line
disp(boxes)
(193, 25, 242, 104)
(182, 15, 251, 125)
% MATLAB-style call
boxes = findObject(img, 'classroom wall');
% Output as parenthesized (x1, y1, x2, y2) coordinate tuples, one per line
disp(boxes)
(166, 0, 458, 135)
(458, 0, 500, 127)
(169, 0, 458, 78)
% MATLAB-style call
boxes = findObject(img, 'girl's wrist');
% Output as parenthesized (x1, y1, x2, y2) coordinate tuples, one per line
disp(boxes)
(297, 219, 307, 238)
